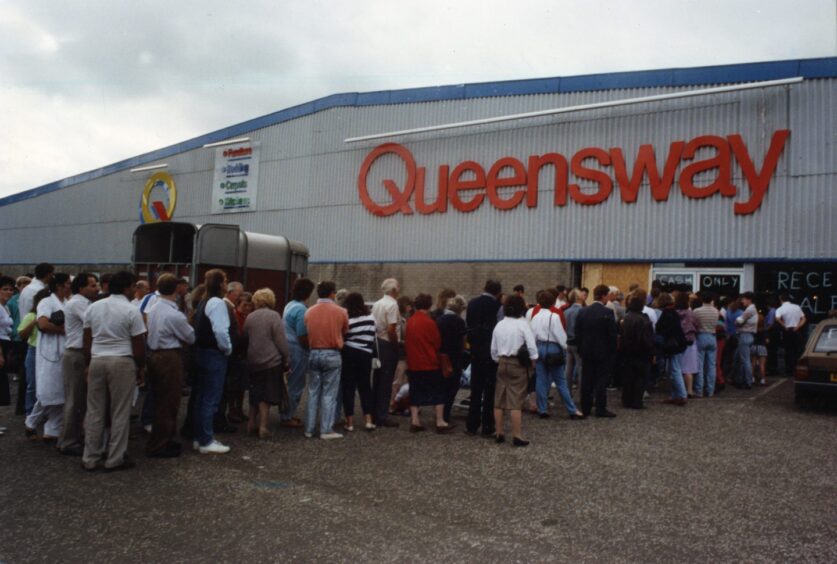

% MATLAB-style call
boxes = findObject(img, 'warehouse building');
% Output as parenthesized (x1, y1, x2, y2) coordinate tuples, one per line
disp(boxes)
(0, 57, 835, 317)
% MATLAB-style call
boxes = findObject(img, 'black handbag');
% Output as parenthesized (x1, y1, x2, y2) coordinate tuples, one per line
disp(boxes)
(516, 343, 531, 367)
(544, 313, 565, 367)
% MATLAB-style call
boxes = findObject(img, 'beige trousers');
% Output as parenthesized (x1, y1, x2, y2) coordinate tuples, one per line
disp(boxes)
(82, 356, 136, 469)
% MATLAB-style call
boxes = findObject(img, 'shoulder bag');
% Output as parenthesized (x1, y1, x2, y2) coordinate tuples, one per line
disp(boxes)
(544, 312, 565, 367)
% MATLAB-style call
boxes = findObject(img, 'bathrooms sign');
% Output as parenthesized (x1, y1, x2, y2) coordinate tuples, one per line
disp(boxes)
(211, 142, 260, 214)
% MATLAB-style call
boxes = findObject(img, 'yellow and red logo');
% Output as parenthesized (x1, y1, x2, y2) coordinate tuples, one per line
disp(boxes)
(139, 172, 177, 224)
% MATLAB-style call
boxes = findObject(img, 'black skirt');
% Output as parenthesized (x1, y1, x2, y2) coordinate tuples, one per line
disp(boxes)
(248, 365, 286, 407)
(407, 370, 446, 406)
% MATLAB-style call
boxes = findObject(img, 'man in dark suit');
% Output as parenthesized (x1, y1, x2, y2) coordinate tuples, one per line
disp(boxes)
(465, 280, 503, 436)
(575, 284, 618, 418)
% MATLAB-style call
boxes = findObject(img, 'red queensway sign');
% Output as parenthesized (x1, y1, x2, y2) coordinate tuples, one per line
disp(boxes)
(358, 129, 790, 217)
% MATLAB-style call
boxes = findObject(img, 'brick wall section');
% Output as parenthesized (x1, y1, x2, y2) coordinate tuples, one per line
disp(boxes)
(309, 262, 573, 303)
(2, 261, 574, 304)
(0, 264, 130, 279)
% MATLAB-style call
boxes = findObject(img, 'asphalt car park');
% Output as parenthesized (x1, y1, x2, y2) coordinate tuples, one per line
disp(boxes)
(1, 378, 835, 562)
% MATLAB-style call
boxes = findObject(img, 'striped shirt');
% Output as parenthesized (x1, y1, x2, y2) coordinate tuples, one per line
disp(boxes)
(345, 314, 376, 355)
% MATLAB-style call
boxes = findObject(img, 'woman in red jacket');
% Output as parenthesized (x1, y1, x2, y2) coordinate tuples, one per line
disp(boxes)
(404, 294, 454, 434)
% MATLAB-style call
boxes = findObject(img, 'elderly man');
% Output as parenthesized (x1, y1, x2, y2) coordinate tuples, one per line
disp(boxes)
(212, 280, 243, 431)
(145, 273, 195, 458)
(82, 271, 147, 472)
(372, 278, 402, 428)
(131, 280, 150, 307)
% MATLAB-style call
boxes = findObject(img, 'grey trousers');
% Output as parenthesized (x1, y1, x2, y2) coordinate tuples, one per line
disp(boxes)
(58, 349, 86, 450)
(82, 356, 136, 469)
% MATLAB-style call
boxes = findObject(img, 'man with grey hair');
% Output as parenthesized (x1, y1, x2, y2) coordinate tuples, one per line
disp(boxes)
(212, 280, 243, 432)
(371, 278, 401, 428)
(131, 280, 150, 308)
(605, 286, 624, 322)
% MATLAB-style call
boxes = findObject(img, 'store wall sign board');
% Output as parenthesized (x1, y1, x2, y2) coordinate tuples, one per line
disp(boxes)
(212, 143, 260, 214)
(358, 130, 790, 218)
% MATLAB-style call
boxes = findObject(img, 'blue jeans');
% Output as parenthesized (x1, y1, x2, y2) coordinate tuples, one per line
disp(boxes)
(667, 353, 687, 399)
(305, 349, 342, 435)
(282, 340, 309, 421)
(535, 342, 577, 415)
(695, 333, 717, 397)
(24, 345, 37, 415)
(192, 348, 228, 447)
(736, 332, 754, 387)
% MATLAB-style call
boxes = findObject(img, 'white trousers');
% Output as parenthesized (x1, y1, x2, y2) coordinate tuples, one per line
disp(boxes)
(25, 401, 64, 438)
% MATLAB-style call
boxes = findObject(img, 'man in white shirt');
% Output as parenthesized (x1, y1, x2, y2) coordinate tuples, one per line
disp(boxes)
(145, 273, 195, 458)
(82, 271, 147, 472)
(371, 278, 401, 428)
(17, 262, 53, 320)
(57, 273, 100, 456)
(775, 293, 807, 375)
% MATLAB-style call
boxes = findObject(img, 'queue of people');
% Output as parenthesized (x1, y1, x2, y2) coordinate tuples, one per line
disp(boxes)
(0, 263, 814, 466)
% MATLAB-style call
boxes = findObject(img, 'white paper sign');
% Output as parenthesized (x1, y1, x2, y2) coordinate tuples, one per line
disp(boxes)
(211, 142, 260, 214)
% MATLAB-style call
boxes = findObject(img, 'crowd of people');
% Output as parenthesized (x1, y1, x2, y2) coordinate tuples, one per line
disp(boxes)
(0, 263, 812, 468)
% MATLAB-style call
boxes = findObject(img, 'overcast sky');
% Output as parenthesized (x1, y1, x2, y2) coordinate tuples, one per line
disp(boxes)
(0, 0, 834, 199)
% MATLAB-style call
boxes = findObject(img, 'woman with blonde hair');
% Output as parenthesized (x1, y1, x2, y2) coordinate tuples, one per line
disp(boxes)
(241, 288, 290, 438)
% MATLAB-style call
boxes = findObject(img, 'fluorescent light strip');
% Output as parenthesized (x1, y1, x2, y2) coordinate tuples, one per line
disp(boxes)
(202, 137, 251, 148)
(344, 77, 803, 143)
(129, 163, 168, 173)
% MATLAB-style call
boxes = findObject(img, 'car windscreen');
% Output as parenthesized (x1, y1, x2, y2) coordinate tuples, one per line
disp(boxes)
(813, 326, 837, 353)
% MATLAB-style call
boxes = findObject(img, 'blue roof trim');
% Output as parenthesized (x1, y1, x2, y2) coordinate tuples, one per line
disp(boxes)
(465, 77, 562, 98)
(2, 56, 835, 208)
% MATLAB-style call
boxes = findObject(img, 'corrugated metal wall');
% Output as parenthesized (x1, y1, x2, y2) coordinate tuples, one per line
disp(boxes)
(0, 79, 834, 265)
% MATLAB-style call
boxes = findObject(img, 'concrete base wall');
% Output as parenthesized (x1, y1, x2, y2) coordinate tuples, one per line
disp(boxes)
(308, 261, 574, 303)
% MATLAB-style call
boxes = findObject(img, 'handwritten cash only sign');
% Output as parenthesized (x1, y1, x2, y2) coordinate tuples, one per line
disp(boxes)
(211, 142, 260, 214)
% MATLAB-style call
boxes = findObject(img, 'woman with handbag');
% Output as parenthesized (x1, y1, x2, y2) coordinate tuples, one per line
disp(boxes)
(530, 290, 584, 420)
(490, 295, 538, 446)
(340, 292, 377, 432)
(656, 292, 689, 406)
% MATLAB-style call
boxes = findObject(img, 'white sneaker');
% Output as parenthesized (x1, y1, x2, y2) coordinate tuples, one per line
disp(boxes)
(304, 432, 313, 438)
(320, 432, 343, 440)
(192, 441, 199, 451)
(198, 440, 230, 454)
(143, 424, 152, 433)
